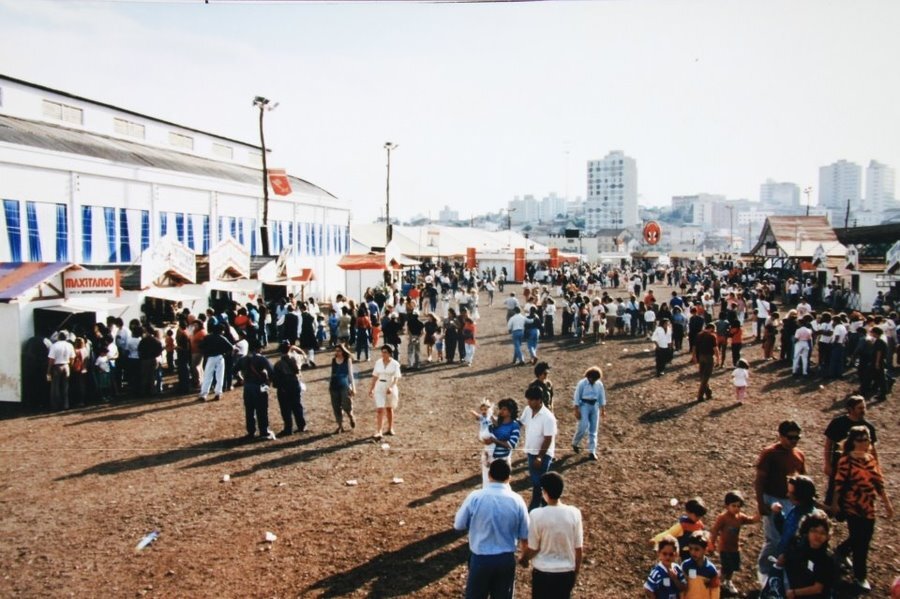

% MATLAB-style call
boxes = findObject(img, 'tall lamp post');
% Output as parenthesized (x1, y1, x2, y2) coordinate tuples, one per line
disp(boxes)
(253, 95, 278, 257)
(507, 207, 516, 230)
(384, 142, 398, 244)
(725, 204, 735, 255)
(803, 186, 812, 216)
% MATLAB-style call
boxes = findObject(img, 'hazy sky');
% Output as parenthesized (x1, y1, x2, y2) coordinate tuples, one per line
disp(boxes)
(1, 0, 898, 223)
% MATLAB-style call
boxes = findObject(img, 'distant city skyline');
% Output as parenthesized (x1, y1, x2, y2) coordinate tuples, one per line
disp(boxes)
(0, 0, 897, 223)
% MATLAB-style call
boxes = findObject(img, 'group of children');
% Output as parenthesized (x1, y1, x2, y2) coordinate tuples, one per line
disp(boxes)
(646, 493, 759, 598)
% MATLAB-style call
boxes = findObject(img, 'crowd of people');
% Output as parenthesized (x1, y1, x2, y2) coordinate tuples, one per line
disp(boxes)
(27, 256, 899, 597)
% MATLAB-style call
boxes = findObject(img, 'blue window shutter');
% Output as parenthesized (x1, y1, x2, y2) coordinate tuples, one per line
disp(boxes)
(26, 201, 41, 262)
(56, 204, 68, 261)
(81, 205, 92, 263)
(118, 208, 131, 263)
(103, 207, 117, 263)
(141, 211, 150, 252)
(3, 200, 22, 262)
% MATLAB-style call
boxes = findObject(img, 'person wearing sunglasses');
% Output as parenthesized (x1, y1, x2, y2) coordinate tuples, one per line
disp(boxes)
(754, 420, 807, 578)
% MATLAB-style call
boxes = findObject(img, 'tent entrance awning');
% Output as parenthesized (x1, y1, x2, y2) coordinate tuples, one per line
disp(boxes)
(36, 299, 130, 315)
(143, 286, 204, 302)
(260, 268, 315, 287)
(206, 279, 260, 293)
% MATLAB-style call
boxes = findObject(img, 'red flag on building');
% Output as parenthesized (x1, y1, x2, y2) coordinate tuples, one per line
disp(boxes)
(268, 168, 292, 196)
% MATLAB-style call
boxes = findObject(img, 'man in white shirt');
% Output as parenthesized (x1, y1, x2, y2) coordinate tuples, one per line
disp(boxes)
(651, 318, 673, 376)
(47, 331, 76, 411)
(521, 385, 558, 511)
(519, 472, 583, 599)
(755, 296, 770, 342)
(504, 293, 520, 322)
(507, 308, 527, 365)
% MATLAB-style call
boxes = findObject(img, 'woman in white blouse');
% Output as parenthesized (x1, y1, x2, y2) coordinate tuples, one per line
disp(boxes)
(368, 344, 402, 439)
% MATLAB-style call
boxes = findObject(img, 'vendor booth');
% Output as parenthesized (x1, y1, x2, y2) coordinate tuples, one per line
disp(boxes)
(205, 237, 261, 311)
(134, 235, 205, 325)
(0, 262, 127, 404)
(338, 253, 406, 302)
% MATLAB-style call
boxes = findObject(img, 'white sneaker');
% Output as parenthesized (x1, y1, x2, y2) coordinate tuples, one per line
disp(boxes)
(854, 579, 871, 592)
(722, 580, 738, 595)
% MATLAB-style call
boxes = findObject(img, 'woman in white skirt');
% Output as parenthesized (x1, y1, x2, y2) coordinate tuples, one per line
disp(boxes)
(367, 344, 402, 439)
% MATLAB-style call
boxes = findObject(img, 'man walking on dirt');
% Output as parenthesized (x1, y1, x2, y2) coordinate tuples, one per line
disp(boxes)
(454, 459, 530, 599)
(754, 420, 806, 577)
(693, 323, 718, 401)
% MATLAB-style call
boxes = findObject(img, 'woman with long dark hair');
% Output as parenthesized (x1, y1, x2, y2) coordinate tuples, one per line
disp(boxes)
(830, 425, 894, 592)
(329, 343, 356, 434)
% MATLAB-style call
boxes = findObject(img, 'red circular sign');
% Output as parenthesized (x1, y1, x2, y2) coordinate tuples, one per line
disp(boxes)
(643, 221, 662, 245)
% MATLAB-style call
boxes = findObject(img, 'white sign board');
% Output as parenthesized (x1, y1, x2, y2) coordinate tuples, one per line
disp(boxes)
(141, 235, 196, 288)
(887, 241, 900, 273)
(209, 238, 250, 280)
(64, 269, 121, 297)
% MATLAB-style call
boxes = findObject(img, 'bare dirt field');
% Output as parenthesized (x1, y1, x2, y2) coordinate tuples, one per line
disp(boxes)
(0, 284, 896, 598)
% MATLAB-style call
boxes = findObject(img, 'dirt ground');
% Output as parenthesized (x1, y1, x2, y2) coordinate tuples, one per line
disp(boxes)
(0, 284, 896, 598)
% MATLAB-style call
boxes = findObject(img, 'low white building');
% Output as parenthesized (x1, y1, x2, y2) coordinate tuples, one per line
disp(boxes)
(0, 75, 351, 301)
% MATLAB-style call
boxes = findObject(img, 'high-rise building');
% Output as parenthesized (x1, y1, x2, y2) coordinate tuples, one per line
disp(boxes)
(818, 160, 862, 214)
(437, 205, 459, 223)
(585, 150, 638, 232)
(865, 160, 895, 214)
(508, 195, 540, 225)
(540, 192, 568, 222)
(760, 179, 800, 210)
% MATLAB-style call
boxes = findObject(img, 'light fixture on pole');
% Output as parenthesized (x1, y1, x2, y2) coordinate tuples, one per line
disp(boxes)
(803, 186, 812, 216)
(384, 142, 398, 244)
(253, 95, 278, 257)
(507, 207, 516, 230)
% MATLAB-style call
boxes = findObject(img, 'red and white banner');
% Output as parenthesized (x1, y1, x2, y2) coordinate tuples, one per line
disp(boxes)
(64, 269, 121, 297)
(268, 168, 292, 196)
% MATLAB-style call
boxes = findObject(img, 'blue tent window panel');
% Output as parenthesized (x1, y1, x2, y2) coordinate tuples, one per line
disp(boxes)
(288, 220, 294, 248)
(25, 202, 41, 262)
(187, 214, 195, 250)
(344, 225, 350, 255)
(230, 217, 237, 239)
(159, 211, 168, 238)
(175, 212, 185, 244)
(250, 219, 257, 256)
(317, 224, 323, 257)
(238, 218, 245, 245)
(56, 204, 68, 262)
(140, 210, 150, 252)
(202, 215, 210, 254)
(103, 207, 117, 263)
(217, 216, 223, 242)
(3, 199, 22, 262)
(81, 205, 92, 263)
(118, 208, 131, 263)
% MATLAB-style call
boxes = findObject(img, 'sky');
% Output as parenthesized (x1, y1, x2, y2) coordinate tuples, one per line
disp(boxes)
(1, 0, 898, 224)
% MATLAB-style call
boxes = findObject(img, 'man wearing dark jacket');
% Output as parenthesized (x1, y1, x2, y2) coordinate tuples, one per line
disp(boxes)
(236, 340, 275, 441)
(137, 327, 164, 396)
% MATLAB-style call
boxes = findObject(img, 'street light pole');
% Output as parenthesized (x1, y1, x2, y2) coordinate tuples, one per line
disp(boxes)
(384, 142, 398, 244)
(726, 204, 735, 254)
(804, 186, 812, 216)
(253, 95, 278, 257)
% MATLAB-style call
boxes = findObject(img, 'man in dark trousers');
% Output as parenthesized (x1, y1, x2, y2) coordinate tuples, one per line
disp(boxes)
(282, 305, 299, 345)
(272, 341, 307, 436)
(236, 340, 275, 441)
(693, 323, 719, 401)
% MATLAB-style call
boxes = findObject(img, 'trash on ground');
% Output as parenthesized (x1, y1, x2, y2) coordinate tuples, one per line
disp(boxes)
(136, 531, 159, 551)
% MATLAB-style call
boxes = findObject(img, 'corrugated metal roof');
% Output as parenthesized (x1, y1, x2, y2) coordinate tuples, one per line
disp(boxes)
(0, 262, 77, 302)
(0, 114, 336, 200)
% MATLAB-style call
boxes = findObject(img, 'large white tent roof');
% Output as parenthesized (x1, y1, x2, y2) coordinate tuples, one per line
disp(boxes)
(351, 224, 549, 258)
